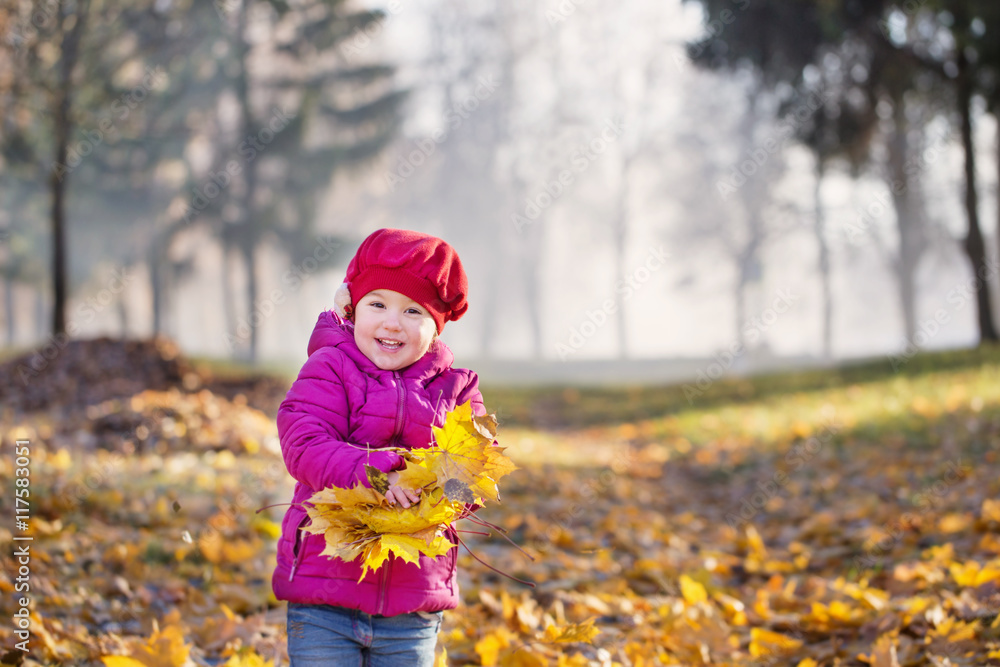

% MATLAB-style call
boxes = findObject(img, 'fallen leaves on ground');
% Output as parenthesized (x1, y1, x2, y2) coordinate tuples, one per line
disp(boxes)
(1, 339, 1000, 665)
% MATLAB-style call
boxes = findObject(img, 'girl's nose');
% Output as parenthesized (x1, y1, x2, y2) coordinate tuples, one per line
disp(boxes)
(382, 312, 402, 330)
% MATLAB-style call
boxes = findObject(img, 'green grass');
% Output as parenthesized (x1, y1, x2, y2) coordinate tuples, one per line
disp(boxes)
(482, 343, 1000, 429)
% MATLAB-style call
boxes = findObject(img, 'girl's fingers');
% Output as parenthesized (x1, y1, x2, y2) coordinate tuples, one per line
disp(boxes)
(386, 485, 421, 508)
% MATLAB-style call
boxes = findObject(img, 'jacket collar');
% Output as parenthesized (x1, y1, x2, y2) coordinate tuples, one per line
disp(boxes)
(306, 309, 454, 381)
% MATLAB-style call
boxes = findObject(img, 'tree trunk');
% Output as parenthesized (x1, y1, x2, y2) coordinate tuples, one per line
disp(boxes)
(735, 87, 765, 353)
(117, 278, 129, 338)
(612, 175, 629, 359)
(50, 149, 68, 337)
(814, 158, 833, 360)
(4, 275, 14, 345)
(477, 247, 500, 358)
(222, 241, 237, 350)
(735, 251, 747, 352)
(521, 216, 544, 360)
(150, 241, 164, 336)
(235, 0, 260, 363)
(49, 0, 90, 337)
(887, 105, 920, 344)
(241, 240, 259, 363)
(957, 52, 998, 343)
(35, 288, 46, 340)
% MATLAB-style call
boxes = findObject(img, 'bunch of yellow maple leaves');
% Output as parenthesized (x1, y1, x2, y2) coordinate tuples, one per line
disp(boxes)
(301, 401, 518, 581)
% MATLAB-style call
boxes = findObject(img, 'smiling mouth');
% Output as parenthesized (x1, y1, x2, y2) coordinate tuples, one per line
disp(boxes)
(377, 338, 403, 350)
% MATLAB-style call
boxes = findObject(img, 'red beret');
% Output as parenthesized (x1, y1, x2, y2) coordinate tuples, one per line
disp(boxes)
(345, 228, 469, 333)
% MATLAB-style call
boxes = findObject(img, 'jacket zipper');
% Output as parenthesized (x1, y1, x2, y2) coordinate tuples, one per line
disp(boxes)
(289, 515, 308, 581)
(375, 372, 405, 612)
(376, 557, 392, 614)
(388, 370, 406, 445)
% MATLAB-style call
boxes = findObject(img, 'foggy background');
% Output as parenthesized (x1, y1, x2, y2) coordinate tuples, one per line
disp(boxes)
(3, 0, 999, 384)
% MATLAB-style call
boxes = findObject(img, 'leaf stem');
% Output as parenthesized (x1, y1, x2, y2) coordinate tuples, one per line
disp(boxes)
(462, 513, 536, 562)
(255, 501, 306, 514)
(454, 534, 535, 588)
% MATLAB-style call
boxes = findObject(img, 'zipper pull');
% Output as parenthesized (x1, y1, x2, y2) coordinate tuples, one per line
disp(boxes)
(289, 557, 298, 581)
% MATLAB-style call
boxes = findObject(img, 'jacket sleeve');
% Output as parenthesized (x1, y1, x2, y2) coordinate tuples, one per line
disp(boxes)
(277, 348, 402, 491)
(455, 369, 487, 417)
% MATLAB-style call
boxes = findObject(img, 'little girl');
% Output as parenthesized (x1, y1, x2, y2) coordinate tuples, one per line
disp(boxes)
(273, 228, 487, 666)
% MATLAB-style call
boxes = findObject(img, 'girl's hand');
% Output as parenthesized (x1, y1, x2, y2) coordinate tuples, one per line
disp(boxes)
(385, 470, 421, 508)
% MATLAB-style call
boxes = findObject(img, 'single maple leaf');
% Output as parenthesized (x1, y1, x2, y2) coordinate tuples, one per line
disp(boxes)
(301, 503, 353, 535)
(223, 651, 275, 667)
(473, 412, 499, 440)
(359, 487, 462, 535)
(542, 618, 600, 643)
(101, 659, 146, 667)
(395, 462, 438, 491)
(475, 444, 518, 502)
(365, 465, 389, 494)
(109, 623, 190, 667)
(749, 627, 803, 658)
(866, 633, 901, 667)
(320, 525, 373, 562)
(357, 532, 455, 581)
(307, 486, 344, 505)
(444, 477, 476, 503)
(475, 627, 516, 666)
(317, 484, 386, 508)
(679, 575, 709, 605)
(421, 401, 513, 502)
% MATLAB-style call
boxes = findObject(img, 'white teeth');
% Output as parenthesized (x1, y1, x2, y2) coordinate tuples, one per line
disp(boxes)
(378, 339, 402, 348)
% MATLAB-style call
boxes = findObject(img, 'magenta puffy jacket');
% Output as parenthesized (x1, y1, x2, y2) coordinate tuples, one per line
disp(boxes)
(271, 310, 485, 615)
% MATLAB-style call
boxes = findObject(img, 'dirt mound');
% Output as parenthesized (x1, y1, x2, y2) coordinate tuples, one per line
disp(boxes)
(0, 337, 193, 413)
(0, 336, 288, 418)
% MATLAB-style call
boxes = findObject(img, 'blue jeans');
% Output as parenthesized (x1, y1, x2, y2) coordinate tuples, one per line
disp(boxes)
(286, 603, 442, 666)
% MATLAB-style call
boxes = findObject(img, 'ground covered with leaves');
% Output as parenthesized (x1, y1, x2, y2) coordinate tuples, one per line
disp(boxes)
(1, 339, 999, 665)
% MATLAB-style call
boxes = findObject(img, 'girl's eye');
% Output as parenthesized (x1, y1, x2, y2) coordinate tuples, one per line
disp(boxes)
(406, 308, 422, 315)
(369, 302, 384, 309)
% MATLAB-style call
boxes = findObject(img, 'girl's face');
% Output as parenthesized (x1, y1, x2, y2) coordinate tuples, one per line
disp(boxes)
(353, 289, 437, 371)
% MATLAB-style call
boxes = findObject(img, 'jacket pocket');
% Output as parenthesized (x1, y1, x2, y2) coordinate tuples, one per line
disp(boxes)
(289, 514, 310, 582)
